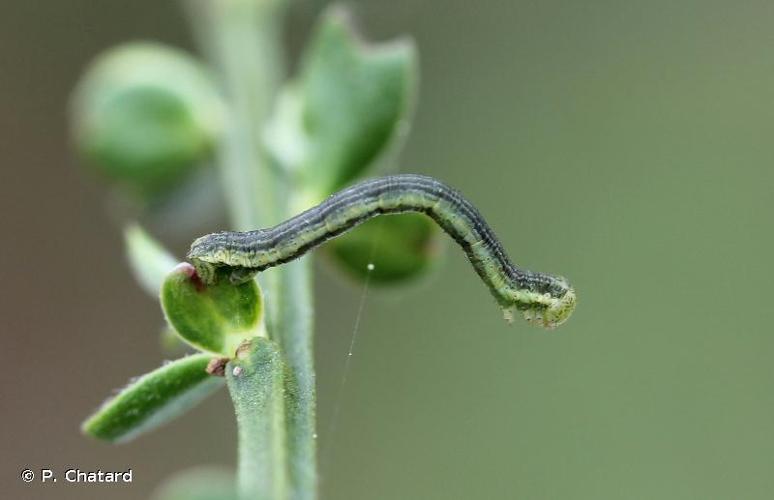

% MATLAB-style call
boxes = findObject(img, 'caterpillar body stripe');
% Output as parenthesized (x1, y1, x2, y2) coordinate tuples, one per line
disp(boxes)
(188, 174, 576, 328)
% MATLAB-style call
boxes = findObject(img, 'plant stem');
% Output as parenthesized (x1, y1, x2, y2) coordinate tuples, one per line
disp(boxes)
(185, 0, 284, 232)
(185, 1, 317, 498)
(274, 257, 316, 499)
(227, 338, 287, 500)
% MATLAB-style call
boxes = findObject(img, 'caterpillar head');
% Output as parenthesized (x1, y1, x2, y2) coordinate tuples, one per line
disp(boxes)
(188, 232, 261, 285)
(188, 233, 221, 262)
(188, 257, 219, 285)
(187, 233, 234, 284)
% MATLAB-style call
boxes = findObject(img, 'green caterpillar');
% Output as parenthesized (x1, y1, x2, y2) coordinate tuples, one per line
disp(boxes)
(188, 174, 576, 328)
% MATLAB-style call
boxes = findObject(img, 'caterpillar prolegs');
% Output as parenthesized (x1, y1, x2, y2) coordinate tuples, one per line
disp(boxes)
(188, 174, 576, 328)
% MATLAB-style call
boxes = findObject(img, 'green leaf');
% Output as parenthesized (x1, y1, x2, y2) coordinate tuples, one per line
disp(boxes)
(82, 354, 223, 443)
(292, 5, 417, 194)
(227, 338, 288, 500)
(151, 466, 237, 500)
(71, 42, 224, 195)
(326, 213, 442, 284)
(161, 263, 264, 356)
(124, 224, 178, 296)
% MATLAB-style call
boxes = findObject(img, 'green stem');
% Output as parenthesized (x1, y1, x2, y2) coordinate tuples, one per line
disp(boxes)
(227, 338, 287, 500)
(274, 257, 316, 499)
(185, 1, 317, 498)
(185, 0, 284, 232)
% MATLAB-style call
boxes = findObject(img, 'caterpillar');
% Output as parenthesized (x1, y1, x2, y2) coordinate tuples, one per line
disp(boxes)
(188, 174, 576, 328)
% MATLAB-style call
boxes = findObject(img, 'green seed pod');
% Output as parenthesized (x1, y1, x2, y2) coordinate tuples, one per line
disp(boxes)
(161, 263, 264, 356)
(326, 213, 442, 284)
(71, 42, 223, 194)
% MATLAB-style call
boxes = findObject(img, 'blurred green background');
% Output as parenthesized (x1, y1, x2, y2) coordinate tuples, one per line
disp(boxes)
(2, 0, 774, 498)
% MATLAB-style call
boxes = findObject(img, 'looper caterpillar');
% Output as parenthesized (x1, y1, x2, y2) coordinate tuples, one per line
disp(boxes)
(188, 174, 576, 328)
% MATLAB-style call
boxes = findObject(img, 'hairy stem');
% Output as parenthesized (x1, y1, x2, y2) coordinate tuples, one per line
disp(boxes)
(185, 0, 284, 232)
(274, 257, 316, 499)
(186, 1, 317, 498)
(227, 338, 287, 500)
